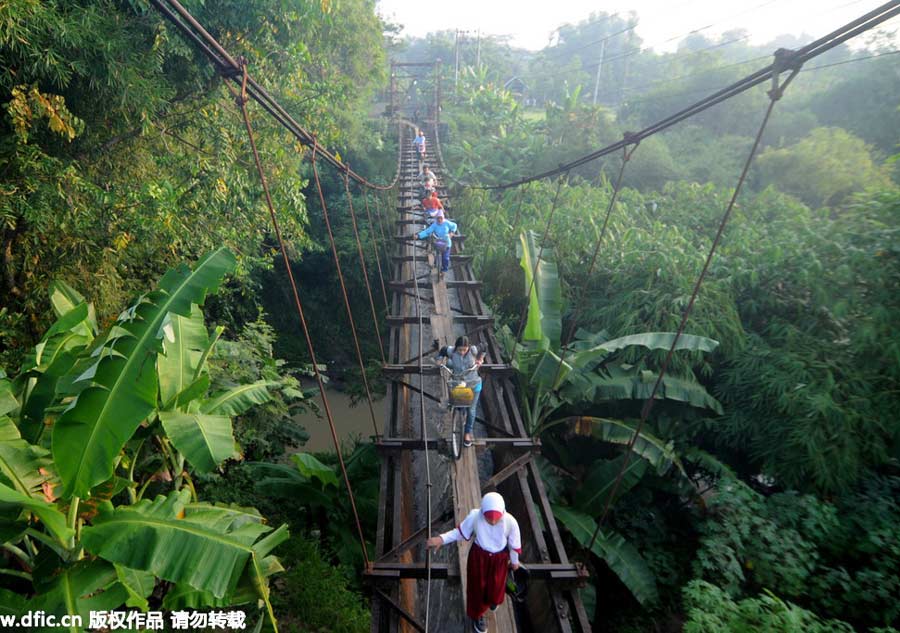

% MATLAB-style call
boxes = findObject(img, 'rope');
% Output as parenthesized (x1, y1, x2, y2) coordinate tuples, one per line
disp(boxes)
(587, 65, 796, 552)
(509, 172, 569, 363)
(228, 60, 370, 566)
(343, 172, 386, 364)
(310, 147, 382, 440)
(363, 191, 390, 310)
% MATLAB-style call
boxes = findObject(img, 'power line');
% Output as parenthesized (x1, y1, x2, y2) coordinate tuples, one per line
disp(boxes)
(619, 12, 898, 96)
(472, 0, 900, 189)
(624, 46, 899, 104)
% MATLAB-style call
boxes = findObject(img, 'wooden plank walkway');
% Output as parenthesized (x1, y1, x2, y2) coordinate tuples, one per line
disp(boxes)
(368, 122, 590, 633)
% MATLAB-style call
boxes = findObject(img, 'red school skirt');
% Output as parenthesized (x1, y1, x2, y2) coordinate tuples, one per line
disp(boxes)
(466, 543, 510, 620)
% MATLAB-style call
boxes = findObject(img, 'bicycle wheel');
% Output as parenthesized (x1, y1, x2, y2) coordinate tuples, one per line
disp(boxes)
(450, 408, 463, 460)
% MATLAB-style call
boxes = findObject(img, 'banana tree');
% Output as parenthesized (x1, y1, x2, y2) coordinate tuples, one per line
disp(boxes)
(0, 249, 289, 632)
(251, 443, 380, 570)
(507, 231, 723, 605)
(508, 230, 722, 436)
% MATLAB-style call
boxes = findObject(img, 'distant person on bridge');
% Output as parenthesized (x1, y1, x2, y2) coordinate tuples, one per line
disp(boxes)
(427, 492, 522, 633)
(416, 211, 456, 273)
(421, 190, 444, 219)
(421, 166, 437, 198)
(413, 129, 426, 161)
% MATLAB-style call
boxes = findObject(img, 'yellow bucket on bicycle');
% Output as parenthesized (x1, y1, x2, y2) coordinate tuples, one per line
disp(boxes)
(449, 384, 475, 407)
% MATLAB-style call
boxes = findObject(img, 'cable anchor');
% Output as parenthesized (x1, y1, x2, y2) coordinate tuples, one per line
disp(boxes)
(768, 48, 802, 101)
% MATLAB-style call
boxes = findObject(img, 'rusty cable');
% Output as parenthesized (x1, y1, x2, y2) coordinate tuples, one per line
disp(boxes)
(548, 139, 640, 393)
(310, 147, 382, 441)
(343, 171, 387, 364)
(363, 191, 390, 310)
(229, 60, 370, 566)
(588, 65, 796, 552)
(508, 172, 569, 363)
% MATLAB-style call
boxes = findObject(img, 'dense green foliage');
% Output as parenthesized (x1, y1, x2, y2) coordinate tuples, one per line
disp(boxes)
(2, 1, 899, 631)
(0, 251, 306, 630)
(425, 16, 900, 630)
(0, 0, 392, 371)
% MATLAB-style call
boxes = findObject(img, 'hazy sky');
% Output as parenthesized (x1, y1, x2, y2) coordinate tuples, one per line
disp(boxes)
(376, 0, 896, 52)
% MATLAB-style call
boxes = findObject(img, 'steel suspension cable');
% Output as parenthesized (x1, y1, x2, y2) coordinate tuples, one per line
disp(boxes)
(310, 147, 382, 440)
(375, 190, 392, 252)
(587, 65, 798, 552)
(228, 62, 370, 566)
(509, 172, 569, 363)
(151, 0, 400, 191)
(443, 1, 900, 191)
(363, 192, 390, 310)
(343, 172, 386, 364)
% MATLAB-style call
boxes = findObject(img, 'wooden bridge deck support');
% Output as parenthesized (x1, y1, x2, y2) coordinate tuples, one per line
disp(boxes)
(370, 126, 590, 633)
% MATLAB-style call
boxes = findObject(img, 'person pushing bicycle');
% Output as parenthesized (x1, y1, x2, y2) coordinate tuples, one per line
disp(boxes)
(417, 212, 457, 274)
(434, 335, 485, 447)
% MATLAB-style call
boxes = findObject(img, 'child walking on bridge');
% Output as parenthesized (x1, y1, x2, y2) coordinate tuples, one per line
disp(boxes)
(427, 492, 522, 633)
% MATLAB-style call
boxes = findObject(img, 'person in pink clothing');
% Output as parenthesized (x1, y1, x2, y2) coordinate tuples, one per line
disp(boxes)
(427, 492, 522, 633)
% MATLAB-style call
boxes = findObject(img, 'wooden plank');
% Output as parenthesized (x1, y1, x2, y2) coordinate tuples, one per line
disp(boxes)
(390, 280, 483, 289)
(367, 562, 585, 581)
(382, 362, 510, 375)
(392, 255, 472, 263)
(481, 453, 535, 492)
(374, 590, 427, 633)
(376, 437, 539, 452)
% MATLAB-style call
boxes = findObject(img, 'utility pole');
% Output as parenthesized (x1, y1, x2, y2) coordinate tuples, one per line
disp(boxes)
(592, 39, 607, 106)
(454, 29, 461, 94)
(389, 61, 396, 117)
(476, 29, 481, 69)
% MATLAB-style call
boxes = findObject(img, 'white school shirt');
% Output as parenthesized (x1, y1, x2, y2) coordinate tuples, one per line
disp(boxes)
(440, 509, 522, 565)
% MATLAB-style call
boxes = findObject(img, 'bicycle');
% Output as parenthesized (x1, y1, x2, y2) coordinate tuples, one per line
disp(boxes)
(438, 363, 474, 460)
(430, 234, 449, 281)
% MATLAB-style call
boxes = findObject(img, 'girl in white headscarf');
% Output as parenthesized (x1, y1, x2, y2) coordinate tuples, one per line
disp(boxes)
(427, 492, 521, 633)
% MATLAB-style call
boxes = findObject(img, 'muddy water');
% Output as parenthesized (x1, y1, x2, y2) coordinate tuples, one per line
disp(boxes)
(293, 385, 382, 452)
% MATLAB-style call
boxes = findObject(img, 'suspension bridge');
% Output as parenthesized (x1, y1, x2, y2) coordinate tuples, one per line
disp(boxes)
(363, 117, 590, 632)
(146, 2, 900, 631)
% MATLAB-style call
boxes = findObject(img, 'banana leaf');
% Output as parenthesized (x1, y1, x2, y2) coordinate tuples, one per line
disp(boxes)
(48, 280, 97, 333)
(115, 564, 156, 610)
(201, 380, 276, 416)
(552, 505, 658, 605)
(0, 439, 52, 497)
(81, 490, 288, 606)
(574, 455, 648, 515)
(517, 230, 562, 348)
(158, 305, 209, 409)
(291, 453, 339, 487)
(159, 411, 234, 473)
(568, 332, 719, 369)
(30, 560, 129, 633)
(0, 481, 72, 546)
(561, 364, 723, 414)
(553, 417, 684, 476)
(52, 248, 235, 498)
